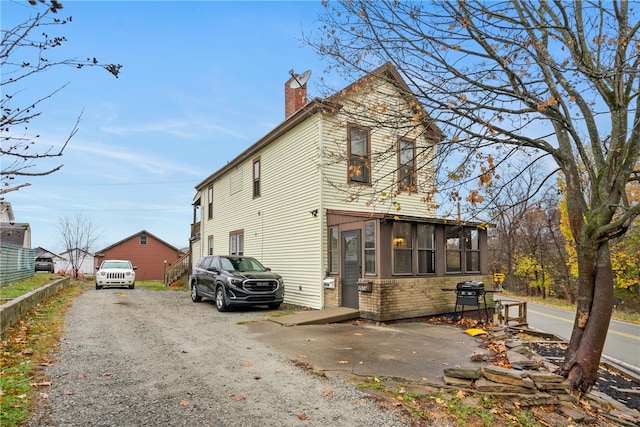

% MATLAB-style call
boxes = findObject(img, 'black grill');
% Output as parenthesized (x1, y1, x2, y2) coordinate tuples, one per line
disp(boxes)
(243, 279, 278, 293)
(454, 281, 489, 321)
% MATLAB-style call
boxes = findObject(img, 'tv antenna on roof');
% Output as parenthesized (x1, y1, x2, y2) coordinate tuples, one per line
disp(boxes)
(289, 69, 312, 88)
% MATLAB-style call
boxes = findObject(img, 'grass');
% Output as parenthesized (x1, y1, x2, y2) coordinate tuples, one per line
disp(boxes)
(354, 376, 541, 426)
(502, 292, 640, 324)
(0, 279, 89, 426)
(136, 280, 182, 291)
(0, 278, 186, 425)
(0, 274, 58, 301)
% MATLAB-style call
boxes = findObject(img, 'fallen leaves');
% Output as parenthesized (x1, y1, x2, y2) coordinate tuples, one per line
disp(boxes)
(228, 394, 246, 401)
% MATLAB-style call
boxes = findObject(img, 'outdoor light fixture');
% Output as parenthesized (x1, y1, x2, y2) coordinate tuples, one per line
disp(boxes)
(310, 209, 319, 217)
(393, 237, 406, 246)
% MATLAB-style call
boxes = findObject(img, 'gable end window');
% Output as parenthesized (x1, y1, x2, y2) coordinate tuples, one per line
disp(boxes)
(347, 125, 371, 184)
(398, 138, 416, 191)
(253, 158, 261, 198)
(139, 235, 147, 246)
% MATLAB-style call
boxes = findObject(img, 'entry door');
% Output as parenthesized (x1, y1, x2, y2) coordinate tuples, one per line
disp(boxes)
(342, 230, 361, 309)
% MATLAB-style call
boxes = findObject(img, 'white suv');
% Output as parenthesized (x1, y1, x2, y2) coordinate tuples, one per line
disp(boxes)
(95, 260, 137, 290)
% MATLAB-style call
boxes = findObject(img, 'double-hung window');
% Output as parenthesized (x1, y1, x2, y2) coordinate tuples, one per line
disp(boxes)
(207, 185, 213, 220)
(445, 226, 463, 273)
(229, 231, 244, 256)
(392, 222, 412, 274)
(364, 221, 376, 275)
(253, 158, 261, 198)
(348, 125, 370, 184)
(417, 224, 435, 274)
(328, 226, 339, 273)
(398, 138, 416, 191)
(465, 228, 480, 272)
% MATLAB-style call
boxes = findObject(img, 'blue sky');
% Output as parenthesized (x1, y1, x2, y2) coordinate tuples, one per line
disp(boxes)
(3, 0, 346, 253)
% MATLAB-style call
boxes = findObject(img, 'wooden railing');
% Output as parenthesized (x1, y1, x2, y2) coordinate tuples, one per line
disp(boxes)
(164, 251, 190, 286)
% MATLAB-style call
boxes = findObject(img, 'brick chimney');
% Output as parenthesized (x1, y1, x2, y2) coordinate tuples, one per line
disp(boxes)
(285, 75, 307, 119)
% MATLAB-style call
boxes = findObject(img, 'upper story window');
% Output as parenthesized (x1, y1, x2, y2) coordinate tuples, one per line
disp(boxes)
(347, 125, 370, 184)
(398, 138, 416, 192)
(253, 158, 261, 198)
(139, 235, 147, 245)
(207, 185, 213, 220)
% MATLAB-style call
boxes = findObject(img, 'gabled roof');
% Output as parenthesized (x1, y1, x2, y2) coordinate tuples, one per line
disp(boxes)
(60, 247, 95, 256)
(0, 222, 30, 247)
(327, 62, 441, 138)
(35, 247, 64, 259)
(195, 62, 440, 191)
(96, 229, 180, 254)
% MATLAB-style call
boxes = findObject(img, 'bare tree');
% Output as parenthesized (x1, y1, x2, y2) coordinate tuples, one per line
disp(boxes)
(309, 0, 640, 392)
(1, 0, 121, 196)
(487, 161, 550, 293)
(57, 213, 101, 279)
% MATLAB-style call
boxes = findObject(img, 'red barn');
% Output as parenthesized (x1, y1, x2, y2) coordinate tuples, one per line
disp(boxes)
(95, 230, 182, 281)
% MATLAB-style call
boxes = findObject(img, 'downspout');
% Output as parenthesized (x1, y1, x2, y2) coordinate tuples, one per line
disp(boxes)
(319, 114, 325, 309)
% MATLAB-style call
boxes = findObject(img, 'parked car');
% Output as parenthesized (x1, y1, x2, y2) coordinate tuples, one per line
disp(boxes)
(95, 259, 137, 290)
(34, 257, 54, 273)
(190, 255, 284, 311)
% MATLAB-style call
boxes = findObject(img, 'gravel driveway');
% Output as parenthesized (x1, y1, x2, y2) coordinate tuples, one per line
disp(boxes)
(27, 288, 410, 427)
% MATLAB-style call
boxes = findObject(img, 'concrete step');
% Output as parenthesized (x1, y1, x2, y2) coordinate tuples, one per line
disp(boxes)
(271, 307, 360, 326)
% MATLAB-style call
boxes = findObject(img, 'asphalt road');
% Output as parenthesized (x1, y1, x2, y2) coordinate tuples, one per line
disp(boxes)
(499, 298, 640, 372)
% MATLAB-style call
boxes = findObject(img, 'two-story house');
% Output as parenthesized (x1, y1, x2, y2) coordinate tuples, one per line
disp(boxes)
(191, 63, 492, 321)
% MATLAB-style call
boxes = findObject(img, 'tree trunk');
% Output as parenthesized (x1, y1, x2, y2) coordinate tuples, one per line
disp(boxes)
(560, 242, 614, 393)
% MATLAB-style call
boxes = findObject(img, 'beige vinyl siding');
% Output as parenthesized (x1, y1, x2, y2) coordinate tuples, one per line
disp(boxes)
(203, 116, 324, 309)
(320, 80, 437, 217)
(191, 240, 202, 269)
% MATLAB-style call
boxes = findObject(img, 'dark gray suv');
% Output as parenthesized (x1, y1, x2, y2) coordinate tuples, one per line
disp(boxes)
(190, 255, 284, 311)
(35, 257, 54, 273)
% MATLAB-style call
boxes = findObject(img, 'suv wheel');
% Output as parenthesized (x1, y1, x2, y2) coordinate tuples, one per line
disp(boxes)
(190, 283, 202, 302)
(215, 286, 228, 312)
